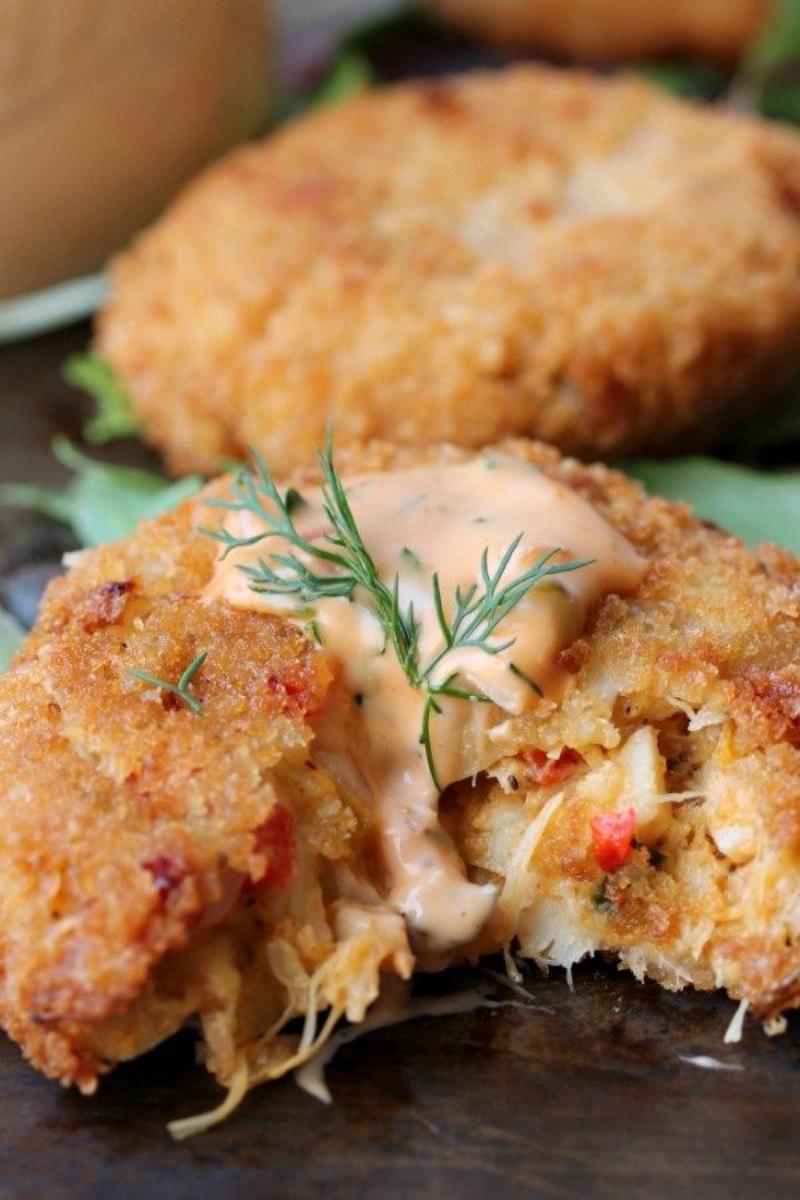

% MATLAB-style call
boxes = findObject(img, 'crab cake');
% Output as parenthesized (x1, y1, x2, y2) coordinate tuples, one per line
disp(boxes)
(0, 479, 412, 1118)
(2, 437, 800, 1126)
(97, 67, 800, 478)
(423, 0, 771, 61)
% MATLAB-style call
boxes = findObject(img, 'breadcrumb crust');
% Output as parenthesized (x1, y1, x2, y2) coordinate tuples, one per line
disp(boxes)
(99, 67, 800, 476)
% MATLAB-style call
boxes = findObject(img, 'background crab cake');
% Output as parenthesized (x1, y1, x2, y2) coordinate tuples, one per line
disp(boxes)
(98, 67, 800, 477)
(422, 0, 771, 61)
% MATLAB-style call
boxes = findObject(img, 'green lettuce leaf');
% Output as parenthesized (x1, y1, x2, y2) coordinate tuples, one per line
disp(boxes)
(0, 438, 202, 547)
(311, 50, 373, 108)
(63, 352, 141, 446)
(624, 456, 800, 553)
(0, 607, 24, 672)
(634, 0, 800, 123)
(745, 0, 800, 123)
(272, 48, 373, 124)
(634, 60, 728, 100)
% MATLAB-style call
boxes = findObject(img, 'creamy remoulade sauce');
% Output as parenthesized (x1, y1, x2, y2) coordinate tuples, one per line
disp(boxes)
(207, 454, 645, 955)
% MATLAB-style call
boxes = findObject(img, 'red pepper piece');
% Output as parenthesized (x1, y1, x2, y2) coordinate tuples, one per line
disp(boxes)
(591, 807, 637, 873)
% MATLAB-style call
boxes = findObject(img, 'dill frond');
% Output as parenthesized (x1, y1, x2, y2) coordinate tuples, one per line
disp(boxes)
(204, 440, 592, 785)
(130, 651, 208, 716)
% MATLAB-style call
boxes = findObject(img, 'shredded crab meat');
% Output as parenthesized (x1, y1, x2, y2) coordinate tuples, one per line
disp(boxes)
(500, 791, 564, 923)
(679, 1055, 744, 1072)
(666, 695, 726, 732)
(723, 998, 750, 1045)
(168, 921, 408, 1139)
(168, 1059, 250, 1141)
(503, 944, 524, 983)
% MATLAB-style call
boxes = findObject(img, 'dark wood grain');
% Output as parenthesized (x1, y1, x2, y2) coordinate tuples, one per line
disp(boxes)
(1, 324, 800, 1200)
(0, 958, 799, 1200)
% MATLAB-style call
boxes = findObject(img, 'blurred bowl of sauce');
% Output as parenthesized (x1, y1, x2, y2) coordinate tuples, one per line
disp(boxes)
(0, 0, 270, 339)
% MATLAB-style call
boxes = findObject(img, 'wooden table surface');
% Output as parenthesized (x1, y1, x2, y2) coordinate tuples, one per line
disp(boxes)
(2, 9, 800, 1196)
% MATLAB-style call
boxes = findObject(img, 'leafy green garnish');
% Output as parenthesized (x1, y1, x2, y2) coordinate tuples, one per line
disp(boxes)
(130, 651, 207, 716)
(204, 438, 591, 787)
(635, 59, 728, 100)
(744, 0, 800, 123)
(0, 607, 24, 673)
(624, 456, 800, 553)
(63, 353, 140, 446)
(634, 0, 800, 122)
(271, 49, 373, 124)
(311, 50, 373, 108)
(0, 438, 202, 547)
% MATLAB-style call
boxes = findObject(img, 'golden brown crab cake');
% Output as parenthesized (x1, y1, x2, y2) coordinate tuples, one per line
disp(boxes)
(0, 480, 412, 1106)
(98, 67, 800, 477)
(1, 437, 800, 1123)
(423, 0, 771, 61)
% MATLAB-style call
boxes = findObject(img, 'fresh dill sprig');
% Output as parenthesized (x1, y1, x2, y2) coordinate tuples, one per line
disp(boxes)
(130, 651, 208, 716)
(419, 674, 494, 789)
(202, 437, 418, 671)
(203, 439, 592, 785)
(423, 541, 589, 682)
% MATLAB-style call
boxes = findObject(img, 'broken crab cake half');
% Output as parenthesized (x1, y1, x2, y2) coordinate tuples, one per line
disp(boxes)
(0, 439, 799, 1130)
(97, 66, 800, 477)
(0, 479, 412, 1131)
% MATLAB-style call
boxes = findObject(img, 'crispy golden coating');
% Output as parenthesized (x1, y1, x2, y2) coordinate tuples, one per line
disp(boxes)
(423, 0, 771, 60)
(98, 67, 800, 477)
(0, 494, 342, 1091)
(2, 438, 800, 1099)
